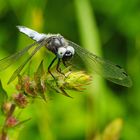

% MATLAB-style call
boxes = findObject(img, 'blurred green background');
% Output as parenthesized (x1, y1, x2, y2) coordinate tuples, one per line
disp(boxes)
(0, 0, 140, 140)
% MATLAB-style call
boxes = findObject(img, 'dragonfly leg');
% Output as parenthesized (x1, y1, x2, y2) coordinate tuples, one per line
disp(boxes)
(62, 59, 67, 67)
(56, 58, 65, 76)
(48, 56, 57, 80)
(62, 59, 72, 71)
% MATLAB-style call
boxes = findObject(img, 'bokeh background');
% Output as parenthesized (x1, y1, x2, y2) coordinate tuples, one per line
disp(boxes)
(0, 0, 140, 140)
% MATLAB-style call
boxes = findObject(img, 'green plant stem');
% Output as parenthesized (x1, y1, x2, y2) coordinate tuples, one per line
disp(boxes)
(1, 130, 7, 140)
(6, 104, 16, 121)
(74, 0, 106, 138)
(1, 104, 16, 140)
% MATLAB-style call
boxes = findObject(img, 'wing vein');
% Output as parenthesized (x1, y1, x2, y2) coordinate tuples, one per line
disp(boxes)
(7, 41, 44, 84)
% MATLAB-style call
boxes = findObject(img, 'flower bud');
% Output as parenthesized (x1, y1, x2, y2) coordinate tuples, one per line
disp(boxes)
(2, 102, 12, 115)
(13, 93, 28, 108)
(6, 116, 18, 128)
(60, 71, 92, 91)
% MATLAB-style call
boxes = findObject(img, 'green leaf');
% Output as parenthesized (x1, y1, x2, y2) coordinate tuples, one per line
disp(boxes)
(34, 60, 47, 101)
(59, 87, 72, 98)
(0, 80, 8, 105)
(35, 60, 45, 78)
(13, 118, 32, 129)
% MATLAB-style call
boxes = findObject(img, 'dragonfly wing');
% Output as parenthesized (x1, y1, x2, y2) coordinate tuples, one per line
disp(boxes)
(0, 42, 37, 71)
(67, 40, 132, 87)
(7, 41, 44, 84)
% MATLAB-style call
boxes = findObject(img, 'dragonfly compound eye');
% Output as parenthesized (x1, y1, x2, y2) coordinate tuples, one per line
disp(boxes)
(62, 46, 75, 61)
(66, 46, 75, 55)
(57, 47, 67, 58)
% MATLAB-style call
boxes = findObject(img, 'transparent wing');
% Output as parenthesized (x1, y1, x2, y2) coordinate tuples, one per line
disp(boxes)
(8, 41, 44, 84)
(67, 40, 132, 87)
(0, 41, 37, 71)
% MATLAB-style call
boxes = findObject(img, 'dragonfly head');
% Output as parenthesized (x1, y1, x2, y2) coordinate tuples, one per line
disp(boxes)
(57, 46, 75, 61)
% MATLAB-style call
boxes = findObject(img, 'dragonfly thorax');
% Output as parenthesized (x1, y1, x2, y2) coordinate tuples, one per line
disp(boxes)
(46, 35, 65, 53)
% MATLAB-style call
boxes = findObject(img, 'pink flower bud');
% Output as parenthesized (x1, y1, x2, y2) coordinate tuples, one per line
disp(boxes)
(13, 93, 28, 108)
(6, 116, 18, 128)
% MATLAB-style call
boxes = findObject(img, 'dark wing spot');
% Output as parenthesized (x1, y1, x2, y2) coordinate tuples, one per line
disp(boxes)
(116, 65, 128, 76)
(115, 64, 122, 69)
(122, 72, 128, 76)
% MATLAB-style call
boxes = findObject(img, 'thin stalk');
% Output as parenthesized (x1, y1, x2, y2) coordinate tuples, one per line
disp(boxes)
(1, 104, 16, 140)
(74, 0, 107, 139)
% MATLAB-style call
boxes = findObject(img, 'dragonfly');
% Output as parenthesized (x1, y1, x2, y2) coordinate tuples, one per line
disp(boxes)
(0, 26, 132, 87)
